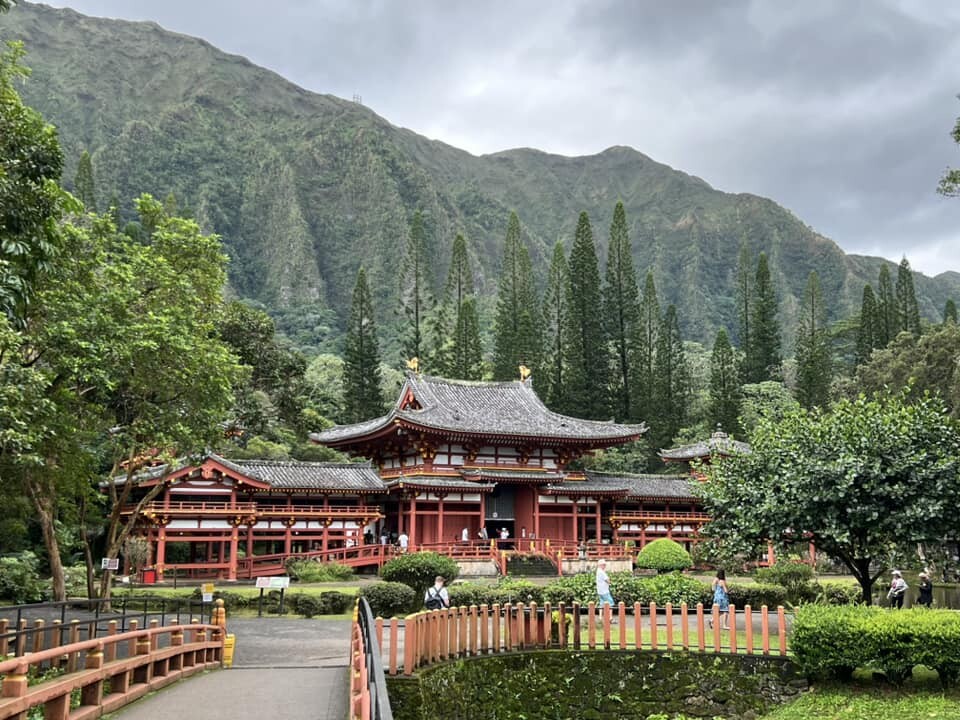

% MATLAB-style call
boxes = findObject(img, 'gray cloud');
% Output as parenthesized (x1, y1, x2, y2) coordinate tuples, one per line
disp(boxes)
(40, 0, 960, 275)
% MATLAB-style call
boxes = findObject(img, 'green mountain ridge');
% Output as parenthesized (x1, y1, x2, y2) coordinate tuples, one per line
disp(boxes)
(4, 2, 958, 357)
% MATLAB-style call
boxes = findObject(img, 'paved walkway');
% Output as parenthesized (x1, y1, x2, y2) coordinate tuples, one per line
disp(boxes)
(110, 618, 352, 720)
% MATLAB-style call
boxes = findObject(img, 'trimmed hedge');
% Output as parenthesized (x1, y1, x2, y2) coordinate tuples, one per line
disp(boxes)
(726, 582, 788, 609)
(542, 572, 711, 607)
(284, 558, 354, 582)
(380, 552, 459, 602)
(362, 581, 416, 618)
(792, 605, 960, 687)
(635, 538, 694, 573)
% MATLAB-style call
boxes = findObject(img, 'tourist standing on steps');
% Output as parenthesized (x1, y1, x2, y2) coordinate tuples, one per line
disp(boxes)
(596, 558, 614, 607)
(917, 572, 934, 607)
(711, 569, 729, 629)
(397, 531, 409, 553)
(887, 569, 908, 609)
(461, 527, 469, 543)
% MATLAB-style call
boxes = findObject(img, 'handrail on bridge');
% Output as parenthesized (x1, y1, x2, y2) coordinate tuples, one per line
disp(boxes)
(351, 597, 394, 720)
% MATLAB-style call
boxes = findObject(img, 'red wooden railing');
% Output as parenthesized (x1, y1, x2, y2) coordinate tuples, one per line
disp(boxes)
(0, 620, 223, 720)
(372, 601, 789, 676)
(123, 501, 381, 518)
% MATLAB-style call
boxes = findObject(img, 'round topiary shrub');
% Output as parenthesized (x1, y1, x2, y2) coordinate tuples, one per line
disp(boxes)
(380, 551, 459, 600)
(635, 539, 693, 574)
(362, 581, 417, 618)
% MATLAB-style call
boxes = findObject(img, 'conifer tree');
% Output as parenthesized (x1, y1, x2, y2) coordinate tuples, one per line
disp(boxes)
(708, 328, 741, 435)
(795, 271, 831, 409)
(633, 270, 660, 422)
(603, 201, 640, 421)
(73, 150, 97, 212)
(541, 241, 570, 409)
(492, 212, 541, 380)
(652, 304, 690, 449)
(735, 239, 752, 349)
(343, 267, 384, 422)
(742, 252, 781, 382)
(876, 264, 897, 346)
(856, 284, 880, 364)
(399, 210, 434, 364)
(895, 257, 921, 335)
(451, 296, 483, 380)
(428, 233, 476, 376)
(564, 211, 611, 419)
(945, 299, 958, 325)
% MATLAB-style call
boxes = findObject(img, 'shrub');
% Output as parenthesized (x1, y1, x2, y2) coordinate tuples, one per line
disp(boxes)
(635, 574, 711, 606)
(363, 582, 416, 618)
(542, 573, 596, 606)
(64, 564, 89, 598)
(285, 558, 354, 583)
(290, 594, 323, 618)
(725, 583, 788, 609)
(791, 604, 882, 681)
(380, 552, 459, 600)
(635, 539, 693, 574)
(486, 579, 544, 606)
(0, 551, 48, 604)
(318, 591, 354, 615)
(754, 560, 815, 602)
(447, 582, 493, 608)
(812, 581, 862, 606)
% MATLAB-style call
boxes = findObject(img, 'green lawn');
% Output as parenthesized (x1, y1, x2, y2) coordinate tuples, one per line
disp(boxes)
(112, 584, 361, 599)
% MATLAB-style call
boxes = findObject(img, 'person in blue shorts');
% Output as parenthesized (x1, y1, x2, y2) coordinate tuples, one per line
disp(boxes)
(596, 558, 614, 607)
(711, 569, 729, 629)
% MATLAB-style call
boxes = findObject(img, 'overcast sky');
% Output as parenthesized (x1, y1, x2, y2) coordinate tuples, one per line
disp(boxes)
(43, 0, 960, 275)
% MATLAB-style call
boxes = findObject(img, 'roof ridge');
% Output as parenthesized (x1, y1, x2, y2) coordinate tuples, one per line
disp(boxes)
(235, 459, 372, 468)
(415, 373, 525, 388)
(587, 470, 690, 480)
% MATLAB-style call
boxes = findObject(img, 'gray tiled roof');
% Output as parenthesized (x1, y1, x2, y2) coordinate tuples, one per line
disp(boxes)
(234, 460, 386, 492)
(311, 373, 647, 444)
(460, 468, 562, 483)
(384, 475, 496, 492)
(585, 471, 698, 499)
(110, 452, 252, 485)
(660, 431, 751, 461)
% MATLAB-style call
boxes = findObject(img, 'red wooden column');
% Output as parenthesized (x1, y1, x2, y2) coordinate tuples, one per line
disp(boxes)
(437, 494, 445, 545)
(156, 526, 167, 581)
(594, 498, 601, 544)
(284, 493, 293, 555)
(410, 495, 418, 547)
(572, 500, 579, 543)
(323, 497, 331, 553)
(479, 493, 487, 535)
(228, 525, 239, 580)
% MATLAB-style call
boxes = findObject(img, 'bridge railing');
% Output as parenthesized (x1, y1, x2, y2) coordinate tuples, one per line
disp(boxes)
(351, 598, 393, 720)
(0, 620, 223, 720)
(373, 601, 789, 676)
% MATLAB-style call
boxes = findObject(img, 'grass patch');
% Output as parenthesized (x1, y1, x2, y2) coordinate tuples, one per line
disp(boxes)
(113, 585, 360, 599)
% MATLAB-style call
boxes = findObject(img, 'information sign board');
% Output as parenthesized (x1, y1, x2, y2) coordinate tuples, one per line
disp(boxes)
(100, 558, 120, 570)
(255, 576, 291, 589)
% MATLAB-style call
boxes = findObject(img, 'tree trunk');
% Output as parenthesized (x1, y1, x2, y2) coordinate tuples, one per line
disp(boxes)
(853, 557, 874, 605)
(78, 493, 98, 598)
(26, 478, 67, 601)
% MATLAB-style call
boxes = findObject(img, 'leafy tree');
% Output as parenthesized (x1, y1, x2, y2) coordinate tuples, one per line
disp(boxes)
(738, 381, 799, 436)
(742, 252, 780, 383)
(399, 210, 434, 364)
(708, 329, 741, 434)
(0, 41, 70, 325)
(635, 538, 693, 574)
(651, 304, 690, 449)
(343, 267, 384, 422)
(541, 241, 570, 408)
(794, 271, 831, 408)
(855, 323, 960, 418)
(938, 110, 960, 196)
(895, 257, 921, 335)
(945, 299, 958, 325)
(380, 551, 460, 608)
(73, 149, 97, 212)
(492, 212, 541, 380)
(564, 211, 611, 419)
(633, 270, 660, 422)
(700, 392, 960, 603)
(603, 201, 640, 421)
(855, 284, 880, 364)
(876, 264, 897, 346)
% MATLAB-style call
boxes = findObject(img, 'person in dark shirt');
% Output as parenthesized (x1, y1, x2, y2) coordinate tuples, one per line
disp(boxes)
(917, 572, 934, 608)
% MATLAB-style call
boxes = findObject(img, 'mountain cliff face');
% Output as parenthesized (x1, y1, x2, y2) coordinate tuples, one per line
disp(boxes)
(4, 3, 958, 354)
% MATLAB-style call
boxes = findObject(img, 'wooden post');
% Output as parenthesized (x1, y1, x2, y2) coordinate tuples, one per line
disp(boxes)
(680, 602, 689, 650)
(0, 619, 7, 657)
(602, 602, 611, 650)
(559, 603, 568, 649)
(402, 616, 416, 676)
(572, 602, 581, 649)
(105, 621, 118, 663)
(587, 602, 596, 650)
(543, 602, 552, 649)
(713, 606, 721, 653)
(649, 603, 658, 650)
(82, 642, 105, 707)
(618, 602, 626, 649)
(761, 606, 770, 655)
(469, 605, 478, 655)
(480, 604, 489, 654)
(744, 605, 753, 654)
(777, 606, 787, 656)
(459, 606, 469, 657)
(665, 603, 673, 650)
(729, 604, 737, 654)
(32, 619, 44, 654)
(696, 603, 705, 652)
(633, 602, 641, 650)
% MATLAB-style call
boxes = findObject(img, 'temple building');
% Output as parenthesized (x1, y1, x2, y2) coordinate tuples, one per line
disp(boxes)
(114, 373, 749, 579)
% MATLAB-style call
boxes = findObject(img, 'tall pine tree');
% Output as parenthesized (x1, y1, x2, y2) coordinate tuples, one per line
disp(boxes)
(451, 296, 483, 379)
(74, 149, 97, 212)
(399, 210, 434, 364)
(603, 201, 640, 421)
(945, 299, 958, 325)
(708, 328, 741, 435)
(895, 257, 921, 335)
(541, 241, 570, 409)
(564, 211, 611, 419)
(735, 239, 752, 349)
(856, 284, 880, 364)
(795, 271, 831, 409)
(429, 233, 479, 377)
(876, 264, 897, 346)
(742, 252, 781, 382)
(343, 267, 384, 422)
(652, 304, 690, 450)
(492, 212, 541, 380)
(633, 270, 661, 422)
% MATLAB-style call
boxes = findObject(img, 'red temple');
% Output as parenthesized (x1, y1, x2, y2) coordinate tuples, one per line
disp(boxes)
(116, 373, 748, 580)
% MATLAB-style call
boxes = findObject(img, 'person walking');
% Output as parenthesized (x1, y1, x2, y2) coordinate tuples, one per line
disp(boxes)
(887, 569, 908, 609)
(424, 576, 450, 610)
(710, 569, 730, 629)
(596, 558, 614, 608)
(917, 572, 933, 608)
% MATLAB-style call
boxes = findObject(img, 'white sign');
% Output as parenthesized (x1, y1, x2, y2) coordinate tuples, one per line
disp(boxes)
(202, 582, 215, 603)
(100, 558, 120, 570)
(255, 576, 291, 589)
